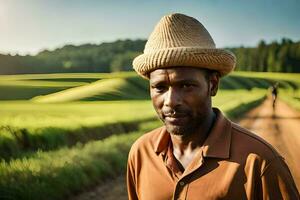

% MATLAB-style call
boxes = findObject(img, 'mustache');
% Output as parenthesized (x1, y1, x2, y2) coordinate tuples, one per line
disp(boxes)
(162, 108, 190, 117)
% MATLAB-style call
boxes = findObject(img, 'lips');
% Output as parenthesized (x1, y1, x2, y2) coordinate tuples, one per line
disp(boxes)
(164, 115, 188, 125)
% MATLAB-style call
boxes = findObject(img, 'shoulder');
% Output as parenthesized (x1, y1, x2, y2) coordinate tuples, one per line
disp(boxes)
(128, 126, 164, 159)
(230, 122, 281, 161)
(231, 124, 300, 197)
(229, 122, 287, 176)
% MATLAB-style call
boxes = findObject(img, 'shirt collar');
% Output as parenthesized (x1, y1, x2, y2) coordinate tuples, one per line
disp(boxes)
(154, 126, 169, 155)
(154, 108, 232, 159)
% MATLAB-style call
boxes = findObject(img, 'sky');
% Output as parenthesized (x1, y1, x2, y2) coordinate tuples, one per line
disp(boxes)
(0, 0, 299, 55)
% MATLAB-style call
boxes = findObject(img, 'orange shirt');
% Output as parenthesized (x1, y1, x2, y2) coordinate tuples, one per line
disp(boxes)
(127, 109, 299, 200)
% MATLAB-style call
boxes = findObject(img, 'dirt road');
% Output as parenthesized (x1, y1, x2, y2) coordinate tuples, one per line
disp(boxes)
(72, 98, 300, 200)
(238, 97, 300, 190)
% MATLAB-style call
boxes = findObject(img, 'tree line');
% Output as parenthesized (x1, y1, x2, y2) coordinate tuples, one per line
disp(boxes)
(0, 38, 299, 74)
(230, 38, 300, 73)
(0, 39, 145, 74)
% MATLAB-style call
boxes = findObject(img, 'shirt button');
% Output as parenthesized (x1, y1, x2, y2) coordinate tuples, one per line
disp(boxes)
(179, 181, 185, 186)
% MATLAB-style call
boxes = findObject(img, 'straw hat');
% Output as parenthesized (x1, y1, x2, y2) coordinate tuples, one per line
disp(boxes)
(133, 13, 236, 79)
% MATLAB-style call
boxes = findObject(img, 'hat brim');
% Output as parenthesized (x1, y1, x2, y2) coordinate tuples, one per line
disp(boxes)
(133, 47, 236, 79)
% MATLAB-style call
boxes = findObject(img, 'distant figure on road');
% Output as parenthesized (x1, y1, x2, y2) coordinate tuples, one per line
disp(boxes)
(127, 13, 299, 200)
(271, 82, 279, 109)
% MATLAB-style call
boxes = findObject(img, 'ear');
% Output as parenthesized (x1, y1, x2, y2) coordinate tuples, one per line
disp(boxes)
(209, 72, 220, 96)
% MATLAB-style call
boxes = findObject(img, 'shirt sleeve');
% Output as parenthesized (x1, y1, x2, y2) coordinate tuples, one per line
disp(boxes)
(260, 156, 299, 200)
(127, 152, 139, 200)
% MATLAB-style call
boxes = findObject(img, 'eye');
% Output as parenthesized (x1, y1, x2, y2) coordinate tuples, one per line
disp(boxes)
(152, 85, 168, 93)
(181, 83, 194, 88)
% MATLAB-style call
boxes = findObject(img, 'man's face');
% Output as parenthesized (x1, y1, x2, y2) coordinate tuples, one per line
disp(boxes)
(149, 67, 219, 136)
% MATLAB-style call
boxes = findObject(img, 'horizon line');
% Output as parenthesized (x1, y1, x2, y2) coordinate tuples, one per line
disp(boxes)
(0, 36, 298, 57)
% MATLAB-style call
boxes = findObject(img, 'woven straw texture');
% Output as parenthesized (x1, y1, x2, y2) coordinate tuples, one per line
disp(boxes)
(133, 13, 236, 78)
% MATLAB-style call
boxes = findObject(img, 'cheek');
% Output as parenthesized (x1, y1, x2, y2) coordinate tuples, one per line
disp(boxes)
(151, 94, 164, 113)
(186, 92, 210, 111)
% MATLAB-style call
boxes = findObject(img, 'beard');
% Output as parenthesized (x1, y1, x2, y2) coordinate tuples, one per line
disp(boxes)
(164, 115, 203, 136)
(159, 107, 209, 137)
(165, 123, 192, 136)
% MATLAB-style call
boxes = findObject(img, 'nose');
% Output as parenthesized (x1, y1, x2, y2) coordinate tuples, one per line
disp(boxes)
(164, 87, 182, 108)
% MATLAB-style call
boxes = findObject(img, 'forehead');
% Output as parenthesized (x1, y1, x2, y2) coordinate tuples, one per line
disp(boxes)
(149, 67, 206, 83)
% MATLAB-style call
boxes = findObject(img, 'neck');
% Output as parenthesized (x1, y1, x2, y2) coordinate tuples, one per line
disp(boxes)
(170, 109, 216, 153)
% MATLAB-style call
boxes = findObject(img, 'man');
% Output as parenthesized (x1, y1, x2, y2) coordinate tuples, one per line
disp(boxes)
(271, 82, 279, 109)
(127, 13, 299, 200)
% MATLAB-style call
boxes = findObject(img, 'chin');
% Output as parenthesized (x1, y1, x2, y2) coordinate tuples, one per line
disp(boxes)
(165, 124, 189, 136)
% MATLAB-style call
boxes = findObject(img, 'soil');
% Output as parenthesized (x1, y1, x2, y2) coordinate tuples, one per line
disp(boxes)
(71, 176, 127, 200)
(237, 97, 300, 190)
(71, 97, 300, 200)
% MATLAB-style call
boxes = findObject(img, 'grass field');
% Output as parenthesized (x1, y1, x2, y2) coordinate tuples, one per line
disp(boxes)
(0, 71, 299, 200)
(0, 72, 135, 100)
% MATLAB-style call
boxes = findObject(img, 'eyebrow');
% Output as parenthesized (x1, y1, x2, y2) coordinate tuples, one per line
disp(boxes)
(150, 79, 199, 86)
(176, 79, 199, 84)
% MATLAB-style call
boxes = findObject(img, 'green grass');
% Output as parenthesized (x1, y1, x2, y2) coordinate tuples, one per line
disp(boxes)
(232, 72, 300, 92)
(0, 71, 136, 81)
(0, 128, 149, 200)
(213, 89, 266, 118)
(279, 90, 300, 111)
(0, 71, 296, 160)
(32, 77, 149, 102)
(2, 71, 297, 101)
(0, 78, 87, 100)
(0, 100, 155, 159)
(0, 72, 137, 100)
(232, 72, 300, 110)
(0, 89, 265, 160)
(30, 73, 287, 102)
(0, 94, 267, 200)
(233, 71, 300, 83)
(0, 100, 154, 129)
(0, 71, 299, 200)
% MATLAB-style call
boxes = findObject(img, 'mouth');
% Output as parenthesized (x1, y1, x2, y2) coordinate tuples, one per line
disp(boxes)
(164, 115, 188, 125)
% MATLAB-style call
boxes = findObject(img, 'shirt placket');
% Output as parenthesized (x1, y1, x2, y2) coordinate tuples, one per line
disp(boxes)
(170, 148, 205, 200)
